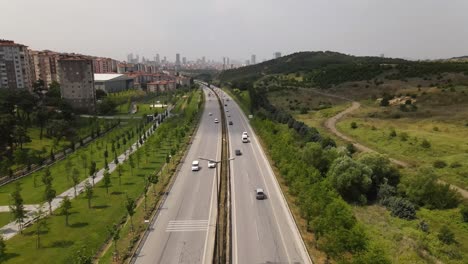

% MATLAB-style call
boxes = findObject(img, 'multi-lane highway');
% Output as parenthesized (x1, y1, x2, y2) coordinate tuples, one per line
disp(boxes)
(216, 87, 312, 264)
(134, 88, 220, 264)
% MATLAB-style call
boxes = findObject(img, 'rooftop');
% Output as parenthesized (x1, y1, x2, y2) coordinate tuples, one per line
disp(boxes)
(94, 73, 133, 81)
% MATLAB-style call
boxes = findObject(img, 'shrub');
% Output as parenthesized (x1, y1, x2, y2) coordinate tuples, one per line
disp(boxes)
(418, 220, 429, 232)
(433, 160, 447, 168)
(399, 132, 409, 141)
(346, 143, 356, 155)
(351, 122, 358, 129)
(381, 196, 416, 220)
(389, 129, 397, 138)
(433, 126, 439, 131)
(438, 226, 456, 245)
(461, 206, 468, 223)
(450, 161, 462, 168)
(421, 139, 431, 148)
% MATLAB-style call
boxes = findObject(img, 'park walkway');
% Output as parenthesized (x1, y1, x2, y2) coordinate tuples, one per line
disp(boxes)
(0, 109, 171, 240)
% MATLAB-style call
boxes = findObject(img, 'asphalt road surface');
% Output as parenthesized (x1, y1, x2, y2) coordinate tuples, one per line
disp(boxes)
(216, 87, 312, 264)
(134, 88, 221, 264)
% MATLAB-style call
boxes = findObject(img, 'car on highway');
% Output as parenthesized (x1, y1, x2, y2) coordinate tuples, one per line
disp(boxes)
(229, 121, 233, 125)
(227, 114, 231, 117)
(209, 112, 212, 116)
(242, 133, 249, 143)
(226, 109, 229, 112)
(235, 149, 242, 156)
(208, 160, 216, 168)
(191, 160, 200, 171)
(214, 118, 219, 123)
(255, 188, 266, 200)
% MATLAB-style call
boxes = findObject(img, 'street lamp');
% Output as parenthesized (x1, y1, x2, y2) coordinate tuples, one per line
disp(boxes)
(199, 156, 234, 263)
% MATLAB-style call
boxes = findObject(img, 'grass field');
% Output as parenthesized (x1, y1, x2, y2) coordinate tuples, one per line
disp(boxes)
(1, 90, 201, 264)
(0, 213, 13, 227)
(0, 122, 138, 205)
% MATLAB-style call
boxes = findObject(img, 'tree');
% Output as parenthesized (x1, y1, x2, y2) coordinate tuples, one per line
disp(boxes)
(148, 173, 159, 195)
(357, 153, 400, 201)
(438, 225, 455, 244)
(61, 196, 72, 226)
(104, 158, 109, 171)
(129, 155, 135, 177)
(136, 150, 141, 168)
(144, 143, 150, 164)
(89, 161, 97, 186)
(350, 122, 358, 129)
(126, 196, 136, 232)
(44, 183, 56, 215)
(72, 168, 80, 197)
(65, 159, 73, 182)
(327, 156, 372, 204)
(10, 182, 26, 233)
(117, 165, 123, 186)
(114, 152, 119, 165)
(0, 235, 6, 260)
(33, 207, 48, 249)
(461, 206, 468, 223)
(84, 181, 93, 209)
(421, 139, 431, 149)
(42, 167, 52, 186)
(107, 224, 120, 257)
(103, 170, 111, 194)
(80, 153, 88, 176)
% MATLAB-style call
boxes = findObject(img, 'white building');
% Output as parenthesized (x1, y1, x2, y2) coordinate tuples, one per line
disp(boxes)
(0, 40, 32, 90)
(94, 73, 134, 93)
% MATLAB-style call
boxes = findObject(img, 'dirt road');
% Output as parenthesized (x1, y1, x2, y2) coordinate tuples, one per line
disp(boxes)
(324, 100, 468, 199)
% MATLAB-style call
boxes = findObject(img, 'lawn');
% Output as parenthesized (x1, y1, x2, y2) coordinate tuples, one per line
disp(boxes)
(0, 212, 13, 227)
(1, 90, 201, 264)
(0, 121, 138, 205)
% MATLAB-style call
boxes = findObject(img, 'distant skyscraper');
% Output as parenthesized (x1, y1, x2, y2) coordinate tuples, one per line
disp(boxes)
(227, 57, 230, 66)
(182, 57, 187, 65)
(245, 60, 250, 66)
(127, 53, 133, 63)
(135, 54, 140, 63)
(251, 54, 256, 64)
(175, 53, 181, 66)
(202, 56, 206, 64)
(163, 56, 167, 63)
(274, 52, 282, 59)
(156, 54, 160, 64)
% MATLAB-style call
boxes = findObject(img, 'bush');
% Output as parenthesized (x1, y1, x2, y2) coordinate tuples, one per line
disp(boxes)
(421, 139, 431, 148)
(351, 122, 358, 129)
(405, 170, 461, 209)
(433, 160, 447, 168)
(389, 129, 397, 138)
(438, 225, 456, 245)
(399, 132, 409, 141)
(346, 143, 356, 155)
(450, 161, 462, 168)
(381, 196, 416, 220)
(461, 206, 468, 222)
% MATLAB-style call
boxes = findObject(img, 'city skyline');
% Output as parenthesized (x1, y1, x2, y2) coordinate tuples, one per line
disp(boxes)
(2, 0, 468, 62)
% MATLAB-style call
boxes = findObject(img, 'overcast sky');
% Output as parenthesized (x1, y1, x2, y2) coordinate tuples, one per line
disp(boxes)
(2, 0, 468, 62)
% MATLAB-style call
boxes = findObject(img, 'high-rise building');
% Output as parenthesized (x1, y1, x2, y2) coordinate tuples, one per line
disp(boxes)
(29, 50, 60, 88)
(175, 53, 181, 66)
(274, 52, 282, 59)
(227, 57, 230, 66)
(0, 40, 32, 90)
(202, 56, 206, 64)
(58, 55, 96, 113)
(251, 54, 256, 64)
(245, 60, 250, 66)
(155, 54, 160, 65)
(93, 57, 114, 73)
(127, 53, 134, 63)
(182, 57, 187, 65)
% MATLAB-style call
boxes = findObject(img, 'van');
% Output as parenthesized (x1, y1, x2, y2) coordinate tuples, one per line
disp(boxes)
(191, 160, 200, 171)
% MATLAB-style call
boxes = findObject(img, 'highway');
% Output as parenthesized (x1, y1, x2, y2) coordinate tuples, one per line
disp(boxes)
(216, 87, 312, 264)
(134, 88, 220, 264)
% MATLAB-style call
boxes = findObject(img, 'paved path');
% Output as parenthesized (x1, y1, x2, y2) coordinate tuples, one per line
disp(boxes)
(0, 109, 172, 240)
(0, 205, 39, 213)
(324, 100, 468, 199)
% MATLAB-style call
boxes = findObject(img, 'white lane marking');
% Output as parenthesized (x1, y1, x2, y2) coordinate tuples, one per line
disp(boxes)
(166, 220, 208, 232)
(254, 220, 260, 241)
(202, 88, 222, 264)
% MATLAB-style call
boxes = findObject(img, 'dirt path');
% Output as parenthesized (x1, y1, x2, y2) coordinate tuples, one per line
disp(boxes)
(324, 100, 468, 199)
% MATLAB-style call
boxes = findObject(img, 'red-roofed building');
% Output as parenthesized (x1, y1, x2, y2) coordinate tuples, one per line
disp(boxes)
(147, 80, 176, 92)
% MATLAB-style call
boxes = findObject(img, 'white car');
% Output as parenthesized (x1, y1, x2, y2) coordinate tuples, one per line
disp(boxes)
(214, 118, 219, 123)
(209, 112, 212, 116)
(256, 188, 266, 200)
(191, 160, 200, 171)
(208, 161, 216, 168)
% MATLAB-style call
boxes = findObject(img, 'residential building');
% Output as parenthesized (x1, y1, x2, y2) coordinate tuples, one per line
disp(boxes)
(274, 52, 282, 59)
(0, 40, 32, 90)
(251, 54, 256, 64)
(182, 57, 187, 65)
(175, 53, 181, 67)
(58, 55, 96, 112)
(147, 80, 176, 92)
(29, 50, 61, 88)
(93, 57, 114, 73)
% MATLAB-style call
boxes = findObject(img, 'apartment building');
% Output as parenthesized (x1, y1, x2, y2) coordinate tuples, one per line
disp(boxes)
(58, 55, 96, 112)
(0, 40, 32, 90)
(29, 50, 60, 88)
(93, 57, 116, 73)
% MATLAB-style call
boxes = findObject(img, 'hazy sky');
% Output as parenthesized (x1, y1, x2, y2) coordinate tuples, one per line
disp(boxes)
(2, 0, 468, 62)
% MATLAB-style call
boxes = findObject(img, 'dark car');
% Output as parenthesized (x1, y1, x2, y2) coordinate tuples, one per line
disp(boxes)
(229, 121, 233, 125)
(235, 149, 241, 156)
